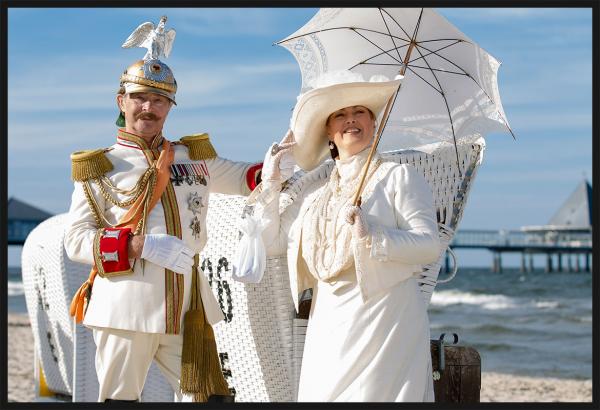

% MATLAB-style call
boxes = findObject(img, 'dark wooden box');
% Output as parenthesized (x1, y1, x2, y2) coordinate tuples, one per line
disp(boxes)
(430, 340, 481, 403)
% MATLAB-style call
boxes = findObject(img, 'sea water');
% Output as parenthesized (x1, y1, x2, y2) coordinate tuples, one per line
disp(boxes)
(429, 267, 593, 380)
(7, 266, 593, 380)
(8, 267, 27, 314)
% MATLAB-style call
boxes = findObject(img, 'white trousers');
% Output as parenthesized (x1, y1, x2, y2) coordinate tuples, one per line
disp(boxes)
(91, 326, 193, 402)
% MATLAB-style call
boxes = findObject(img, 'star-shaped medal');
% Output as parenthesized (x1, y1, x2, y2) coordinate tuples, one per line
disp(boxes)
(188, 192, 204, 215)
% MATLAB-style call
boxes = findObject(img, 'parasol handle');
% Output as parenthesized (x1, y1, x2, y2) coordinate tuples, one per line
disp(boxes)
(352, 40, 416, 207)
(351, 85, 400, 206)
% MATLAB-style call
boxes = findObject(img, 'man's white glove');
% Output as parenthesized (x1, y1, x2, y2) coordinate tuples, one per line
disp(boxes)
(141, 234, 194, 275)
(261, 129, 296, 186)
(344, 205, 370, 240)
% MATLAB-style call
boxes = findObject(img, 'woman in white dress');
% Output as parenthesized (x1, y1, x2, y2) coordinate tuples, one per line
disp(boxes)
(256, 71, 441, 402)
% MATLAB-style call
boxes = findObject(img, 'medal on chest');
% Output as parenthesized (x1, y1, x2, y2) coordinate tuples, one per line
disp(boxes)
(170, 162, 209, 186)
(188, 192, 205, 239)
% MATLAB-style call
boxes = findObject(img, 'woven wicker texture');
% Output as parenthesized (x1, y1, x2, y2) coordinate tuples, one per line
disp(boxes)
(201, 195, 296, 402)
(204, 139, 484, 401)
(22, 214, 78, 396)
(22, 213, 175, 402)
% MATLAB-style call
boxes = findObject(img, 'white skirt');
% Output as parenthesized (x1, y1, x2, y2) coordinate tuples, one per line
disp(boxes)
(297, 267, 434, 402)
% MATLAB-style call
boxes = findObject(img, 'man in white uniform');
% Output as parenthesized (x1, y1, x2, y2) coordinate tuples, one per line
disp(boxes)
(64, 17, 262, 402)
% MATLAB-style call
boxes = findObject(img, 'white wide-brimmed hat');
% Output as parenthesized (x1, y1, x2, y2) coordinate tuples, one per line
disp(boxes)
(290, 70, 402, 171)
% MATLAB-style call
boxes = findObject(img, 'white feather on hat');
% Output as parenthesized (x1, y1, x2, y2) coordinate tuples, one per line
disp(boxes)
(290, 70, 402, 171)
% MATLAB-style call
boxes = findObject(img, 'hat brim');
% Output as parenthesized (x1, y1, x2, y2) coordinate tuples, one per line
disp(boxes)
(123, 84, 177, 105)
(290, 79, 401, 171)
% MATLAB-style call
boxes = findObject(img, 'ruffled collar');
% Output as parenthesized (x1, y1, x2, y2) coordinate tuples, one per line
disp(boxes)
(335, 145, 376, 184)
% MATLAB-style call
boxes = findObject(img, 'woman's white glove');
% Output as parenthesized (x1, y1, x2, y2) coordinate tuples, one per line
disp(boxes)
(141, 234, 195, 275)
(344, 205, 370, 240)
(261, 129, 296, 186)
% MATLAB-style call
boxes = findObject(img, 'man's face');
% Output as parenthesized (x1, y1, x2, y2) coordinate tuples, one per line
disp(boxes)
(117, 92, 172, 141)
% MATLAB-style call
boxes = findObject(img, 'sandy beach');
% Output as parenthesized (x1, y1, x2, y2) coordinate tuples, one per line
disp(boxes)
(7, 312, 592, 403)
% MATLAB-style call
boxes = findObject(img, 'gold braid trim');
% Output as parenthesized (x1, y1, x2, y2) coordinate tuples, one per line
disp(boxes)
(71, 149, 113, 182)
(180, 134, 217, 161)
(82, 181, 109, 228)
(93, 229, 107, 277)
(96, 166, 155, 208)
(136, 169, 158, 235)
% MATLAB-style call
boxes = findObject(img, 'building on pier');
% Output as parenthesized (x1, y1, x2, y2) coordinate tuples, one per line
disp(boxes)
(7, 197, 53, 245)
(449, 180, 592, 273)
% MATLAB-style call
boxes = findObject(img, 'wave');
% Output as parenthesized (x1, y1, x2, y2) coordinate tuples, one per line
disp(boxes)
(430, 289, 567, 312)
(533, 300, 560, 309)
(430, 289, 518, 310)
(8, 280, 24, 297)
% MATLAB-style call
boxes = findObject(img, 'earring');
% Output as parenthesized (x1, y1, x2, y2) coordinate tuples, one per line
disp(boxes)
(329, 141, 335, 149)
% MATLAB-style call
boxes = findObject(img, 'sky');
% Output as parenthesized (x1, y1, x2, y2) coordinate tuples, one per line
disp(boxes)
(6, 7, 593, 267)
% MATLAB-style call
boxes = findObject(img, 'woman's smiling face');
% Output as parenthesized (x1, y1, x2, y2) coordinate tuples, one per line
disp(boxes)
(326, 105, 375, 160)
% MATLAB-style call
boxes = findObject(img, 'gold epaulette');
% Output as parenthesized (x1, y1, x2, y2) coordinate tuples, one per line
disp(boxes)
(70, 149, 113, 181)
(180, 133, 217, 161)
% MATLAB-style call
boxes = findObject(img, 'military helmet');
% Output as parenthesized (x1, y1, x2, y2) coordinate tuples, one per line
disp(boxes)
(119, 59, 177, 104)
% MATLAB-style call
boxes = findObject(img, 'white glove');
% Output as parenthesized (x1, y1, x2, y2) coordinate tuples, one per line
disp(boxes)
(344, 205, 370, 240)
(141, 234, 194, 275)
(261, 129, 296, 185)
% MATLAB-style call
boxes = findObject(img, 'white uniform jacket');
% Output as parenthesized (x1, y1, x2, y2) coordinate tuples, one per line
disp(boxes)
(259, 159, 441, 312)
(65, 131, 256, 334)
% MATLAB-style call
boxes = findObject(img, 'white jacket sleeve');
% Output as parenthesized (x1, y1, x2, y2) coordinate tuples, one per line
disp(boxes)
(64, 181, 104, 266)
(207, 157, 255, 197)
(255, 182, 288, 257)
(367, 164, 440, 265)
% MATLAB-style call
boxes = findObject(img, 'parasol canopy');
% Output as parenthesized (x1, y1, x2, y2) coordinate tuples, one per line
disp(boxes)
(277, 7, 514, 158)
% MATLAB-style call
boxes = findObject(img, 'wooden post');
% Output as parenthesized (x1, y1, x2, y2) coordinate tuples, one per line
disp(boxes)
(575, 254, 580, 272)
(585, 253, 590, 272)
(497, 252, 503, 273)
(528, 253, 534, 272)
(492, 252, 502, 273)
(545, 253, 553, 273)
(520, 253, 526, 273)
(567, 254, 573, 272)
(557, 253, 563, 272)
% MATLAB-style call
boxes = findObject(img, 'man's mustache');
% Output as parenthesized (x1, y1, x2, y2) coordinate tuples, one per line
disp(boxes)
(135, 112, 159, 121)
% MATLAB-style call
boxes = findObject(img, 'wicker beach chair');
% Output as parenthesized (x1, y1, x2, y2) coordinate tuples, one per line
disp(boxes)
(200, 137, 485, 401)
(21, 213, 175, 402)
(21, 137, 484, 402)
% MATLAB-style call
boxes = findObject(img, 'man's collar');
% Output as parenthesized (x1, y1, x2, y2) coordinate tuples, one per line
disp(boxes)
(117, 129, 164, 150)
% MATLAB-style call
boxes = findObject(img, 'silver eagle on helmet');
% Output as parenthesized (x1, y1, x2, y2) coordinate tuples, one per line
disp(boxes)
(122, 15, 176, 60)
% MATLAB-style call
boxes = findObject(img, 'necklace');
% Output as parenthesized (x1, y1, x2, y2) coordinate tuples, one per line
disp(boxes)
(306, 157, 382, 280)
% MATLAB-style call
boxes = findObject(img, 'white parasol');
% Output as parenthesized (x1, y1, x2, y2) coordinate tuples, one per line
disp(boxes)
(277, 7, 514, 203)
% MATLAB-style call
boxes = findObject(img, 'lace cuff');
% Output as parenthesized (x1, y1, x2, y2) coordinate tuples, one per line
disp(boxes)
(255, 181, 282, 207)
(369, 225, 388, 262)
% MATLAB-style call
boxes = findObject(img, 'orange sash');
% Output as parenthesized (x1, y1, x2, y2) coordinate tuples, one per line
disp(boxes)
(69, 139, 174, 323)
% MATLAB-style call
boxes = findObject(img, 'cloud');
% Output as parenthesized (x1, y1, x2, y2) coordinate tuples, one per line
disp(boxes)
(8, 116, 114, 152)
(477, 168, 591, 184)
(122, 8, 298, 37)
(506, 111, 591, 134)
(499, 60, 592, 107)
(438, 8, 585, 23)
(231, 62, 298, 75)
(8, 51, 300, 114)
